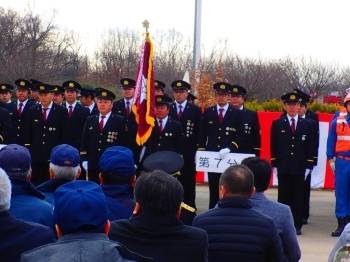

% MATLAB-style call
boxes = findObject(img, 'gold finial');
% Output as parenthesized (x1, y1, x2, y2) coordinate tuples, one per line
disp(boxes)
(142, 20, 150, 32)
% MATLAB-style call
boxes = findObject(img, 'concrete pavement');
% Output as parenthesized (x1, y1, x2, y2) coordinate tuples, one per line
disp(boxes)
(195, 184, 339, 261)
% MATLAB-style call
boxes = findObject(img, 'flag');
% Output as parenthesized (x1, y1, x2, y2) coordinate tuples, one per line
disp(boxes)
(132, 32, 155, 146)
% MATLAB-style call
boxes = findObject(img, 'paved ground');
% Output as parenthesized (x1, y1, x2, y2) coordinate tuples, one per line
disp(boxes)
(195, 184, 339, 261)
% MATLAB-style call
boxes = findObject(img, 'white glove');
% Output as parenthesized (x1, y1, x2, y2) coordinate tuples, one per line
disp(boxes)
(219, 148, 230, 159)
(304, 169, 310, 180)
(273, 167, 278, 176)
(329, 161, 335, 173)
(82, 161, 88, 171)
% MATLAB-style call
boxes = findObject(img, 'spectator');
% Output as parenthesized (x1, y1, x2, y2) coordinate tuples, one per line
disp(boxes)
(0, 168, 56, 262)
(98, 146, 136, 220)
(21, 180, 152, 262)
(192, 165, 285, 262)
(0, 144, 52, 227)
(36, 144, 81, 203)
(108, 170, 208, 262)
(241, 156, 301, 262)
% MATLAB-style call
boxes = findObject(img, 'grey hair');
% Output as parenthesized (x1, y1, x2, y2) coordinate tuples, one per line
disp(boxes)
(49, 163, 80, 180)
(0, 168, 11, 212)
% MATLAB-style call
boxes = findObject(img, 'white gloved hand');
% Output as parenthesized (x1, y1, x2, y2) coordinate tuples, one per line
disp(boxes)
(82, 161, 88, 171)
(329, 161, 335, 173)
(304, 169, 310, 180)
(219, 148, 230, 159)
(273, 167, 278, 176)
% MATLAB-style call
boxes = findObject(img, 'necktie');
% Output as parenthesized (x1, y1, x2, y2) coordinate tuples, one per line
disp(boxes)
(159, 119, 163, 133)
(99, 115, 105, 131)
(291, 118, 295, 134)
(218, 108, 224, 123)
(178, 105, 183, 118)
(42, 108, 49, 122)
(126, 101, 130, 117)
(68, 105, 73, 118)
(18, 103, 23, 116)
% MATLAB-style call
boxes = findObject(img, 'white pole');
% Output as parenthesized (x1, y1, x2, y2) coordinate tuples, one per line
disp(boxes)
(193, 0, 202, 82)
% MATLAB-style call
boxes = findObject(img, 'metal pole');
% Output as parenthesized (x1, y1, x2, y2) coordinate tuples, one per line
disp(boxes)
(193, 0, 202, 80)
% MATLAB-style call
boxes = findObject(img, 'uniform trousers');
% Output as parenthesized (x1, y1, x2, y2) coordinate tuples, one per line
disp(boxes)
(208, 172, 221, 209)
(31, 162, 50, 186)
(335, 157, 350, 218)
(302, 170, 312, 220)
(177, 159, 196, 208)
(277, 172, 304, 231)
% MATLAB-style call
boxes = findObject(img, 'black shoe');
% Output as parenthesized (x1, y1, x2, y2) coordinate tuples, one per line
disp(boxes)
(303, 219, 308, 225)
(331, 218, 347, 237)
(296, 230, 302, 235)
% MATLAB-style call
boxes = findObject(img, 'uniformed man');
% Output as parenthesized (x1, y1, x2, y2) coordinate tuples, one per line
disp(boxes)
(169, 80, 202, 208)
(270, 92, 314, 235)
(294, 88, 320, 225)
(198, 82, 246, 209)
(112, 78, 141, 165)
(6, 79, 36, 145)
(79, 86, 98, 115)
(229, 85, 261, 156)
(25, 83, 69, 186)
(142, 94, 183, 161)
(29, 79, 42, 104)
(61, 81, 90, 180)
(186, 92, 197, 104)
(154, 80, 166, 95)
(0, 84, 13, 103)
(80, 88, 127, 183)
(52, 85, 65, 105)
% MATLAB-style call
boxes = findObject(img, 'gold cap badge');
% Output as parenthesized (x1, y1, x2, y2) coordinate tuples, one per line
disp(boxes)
(290, 94, 296, 100)
(233, 87, 238, 92)
(53, 87, 58, 91)
(20, 81, 25, 86)
(155, 82, 158, 86)
(177, 82, 181, 87)
(102, 91, 107, 96)
(220, 84, 225, 89)
(40, 86, 45, 90)
(69, 82, 74, 88)
(1, 86, 5, 90)
(157, 97, 162, 102)
(123, 80, 129, 85)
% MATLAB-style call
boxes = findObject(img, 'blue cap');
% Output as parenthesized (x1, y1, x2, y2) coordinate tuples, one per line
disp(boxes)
(0, 144, 31, 173)
(99, 146, 135, 176)
(50, 144, 80, 167)
(53, 180, 108, 234)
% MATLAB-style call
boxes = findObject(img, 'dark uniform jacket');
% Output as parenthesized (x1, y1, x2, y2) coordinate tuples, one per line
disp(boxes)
(25, 103, 68, 163)
(6, 100, 36, 145)
(36, 178, 72, 204)
(199, 105, 245, 152)
(0, 211, 56, 262)
(108, 211, 208, 262)
(241, 107, 261, 156)
(64, 103, 90, 150)
(169, 102, 202, 159)
(0, 106, 12, 144)
(80, 113, 127, 170)
(192, 196, 285, 262)
(305, 109, 320, 165)
(89, 103, 99, 116)
(144, 117, 184, 158)
(270, 116, 314, 174)
(112, 99, 141, 163)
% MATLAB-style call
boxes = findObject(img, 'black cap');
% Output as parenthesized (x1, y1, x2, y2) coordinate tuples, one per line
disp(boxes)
(62, 81, 81, 91)
(155, 95, 172, 105)
(96, 88, 116, 100)
(120, 78, 135, 88)
(30, 79, 42, 85)
(213, 82, 232, 93)
(171, 80, 191, 91)
(187, 92, 197, 101)
(294, 89, 311, 102)
(231, 85, 246, 96)
(0, 84, 14, 93)
(52, 85, 64, 95)
(14, 79, 33, 90)
(281, 92, 302, 103)
(154, 80, 166, 90)
(36, 83, 54, 93)
(143, 151, 184, 175)
(80, 86, 96, 96)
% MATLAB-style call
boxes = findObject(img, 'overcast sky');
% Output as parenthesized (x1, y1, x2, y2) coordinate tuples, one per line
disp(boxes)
(3, 0, 350, 67)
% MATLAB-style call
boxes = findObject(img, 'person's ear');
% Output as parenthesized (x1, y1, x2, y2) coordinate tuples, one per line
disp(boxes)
(27, 169, 32, 181)
(176, 204, 182, 219)
(75, 168, 81, 179)
(133, 202, 141, 215)
(99, 173, 104, 185)
(219, 185, 227, 199)
(55, 224, 63, 238)
(130, 175, 136, 186)
(104, 220, 111, 235)
(49, 168, 55, 179)
(249, 186, 256, 198)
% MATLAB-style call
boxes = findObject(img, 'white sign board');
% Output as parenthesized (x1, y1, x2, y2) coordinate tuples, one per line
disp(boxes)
(196, 151, 255, 173)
